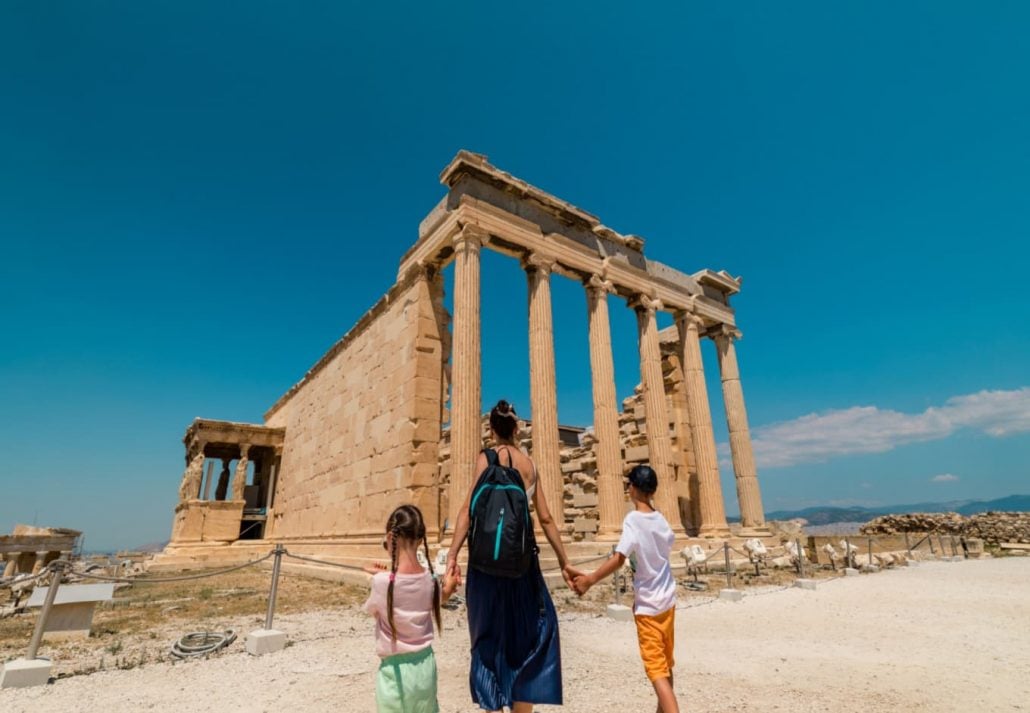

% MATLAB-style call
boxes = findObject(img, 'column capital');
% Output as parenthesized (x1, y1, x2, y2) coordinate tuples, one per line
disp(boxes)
(522, 251, 556, 275)
(630, 293, 663, 315)
(710, 324, 742, 343)
(676, 310, 705, 332)
(452, 224, 487, 249)
(585, 273, 616, 296)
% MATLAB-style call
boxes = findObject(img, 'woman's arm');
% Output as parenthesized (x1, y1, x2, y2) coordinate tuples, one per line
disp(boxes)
(531, 463, 579, 589)
(446, 451, 487, 580)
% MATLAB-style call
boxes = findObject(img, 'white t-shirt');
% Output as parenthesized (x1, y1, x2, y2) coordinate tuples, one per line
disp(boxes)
(616, 510, 677, 616)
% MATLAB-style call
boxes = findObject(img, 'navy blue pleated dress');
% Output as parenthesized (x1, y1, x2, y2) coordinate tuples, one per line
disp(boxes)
(466, 538, 562, 709)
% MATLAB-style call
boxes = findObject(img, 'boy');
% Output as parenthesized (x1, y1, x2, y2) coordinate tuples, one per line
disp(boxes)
(573, 465, 679, 713)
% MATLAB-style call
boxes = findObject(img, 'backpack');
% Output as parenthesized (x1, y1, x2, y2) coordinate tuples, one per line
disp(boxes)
(467, 448, 536, 578)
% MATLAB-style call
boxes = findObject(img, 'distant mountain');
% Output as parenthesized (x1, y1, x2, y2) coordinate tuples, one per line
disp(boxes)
(759, 494, 1030, 526)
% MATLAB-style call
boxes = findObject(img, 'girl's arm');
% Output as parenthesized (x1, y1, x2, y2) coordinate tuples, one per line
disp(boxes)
(445, 451, 487, 580)
(531, 463, 579, 589)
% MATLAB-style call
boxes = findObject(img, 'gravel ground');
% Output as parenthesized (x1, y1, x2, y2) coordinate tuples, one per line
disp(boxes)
(2, 557, 1028, 712)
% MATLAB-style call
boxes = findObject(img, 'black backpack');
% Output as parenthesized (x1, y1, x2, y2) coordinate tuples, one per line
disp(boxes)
(467, 448, 537, 578)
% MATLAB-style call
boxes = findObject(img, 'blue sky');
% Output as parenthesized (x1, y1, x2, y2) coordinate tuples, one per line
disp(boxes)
(1, 2, 1027, 551)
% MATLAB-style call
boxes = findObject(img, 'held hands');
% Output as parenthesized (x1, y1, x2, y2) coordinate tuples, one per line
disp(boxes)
(562, 565, 587, 596)
(572, 572, 595, 595)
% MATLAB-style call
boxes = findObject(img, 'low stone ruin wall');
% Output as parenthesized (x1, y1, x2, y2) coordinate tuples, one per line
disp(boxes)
(861, 512, 1030, 546)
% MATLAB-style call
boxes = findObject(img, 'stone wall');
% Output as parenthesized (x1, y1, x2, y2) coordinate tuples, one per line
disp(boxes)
(265, 269, 448, 540)
(861, 512, 1030, 546)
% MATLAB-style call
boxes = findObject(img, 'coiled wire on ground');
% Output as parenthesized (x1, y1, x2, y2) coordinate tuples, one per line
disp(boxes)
(170, 630, 238, 659)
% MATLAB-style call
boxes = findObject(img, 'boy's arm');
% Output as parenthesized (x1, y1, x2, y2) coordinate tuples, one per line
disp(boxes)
(574, 552, 626, 593)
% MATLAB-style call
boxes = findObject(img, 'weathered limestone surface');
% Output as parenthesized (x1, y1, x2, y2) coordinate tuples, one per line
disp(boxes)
(265, 266, 447, 540)
(714, 329, 766, 530)
(585, 275, 623, 538)
(633, 295, 683, 534)
(678, 313, 729, 536)
(526, 253, 564, 529)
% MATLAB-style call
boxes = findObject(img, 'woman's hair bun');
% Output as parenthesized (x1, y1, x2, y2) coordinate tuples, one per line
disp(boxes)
(493, 400, 516, 419)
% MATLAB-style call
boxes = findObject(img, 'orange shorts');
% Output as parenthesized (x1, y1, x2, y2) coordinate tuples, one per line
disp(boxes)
(634, 607, 675, 681)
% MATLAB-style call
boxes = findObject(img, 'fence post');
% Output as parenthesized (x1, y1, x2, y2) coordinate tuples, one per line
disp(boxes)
(904, 532, 912, 557)
(265, 544, 284, 631)
(723, 542, 733, 589)
(950, 536, 958, 557)
(25, 562, 64, 660)
(868, 537, 874, 566)
(795, 538, 805, 577)
(928, 535, 936, 555)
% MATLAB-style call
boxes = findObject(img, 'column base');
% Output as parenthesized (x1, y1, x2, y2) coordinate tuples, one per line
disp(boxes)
(737, 526, 773, 538)
(697, 524, 731, 538)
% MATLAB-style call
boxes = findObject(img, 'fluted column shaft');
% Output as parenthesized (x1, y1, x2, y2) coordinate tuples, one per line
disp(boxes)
(525, 254, 564, 531)
(634, 296, 684, 533)
(586, 276, 623, 538)
(714, 330, 766, 529)
(668, 365, 698, 532)
(448, 227, 483, 531)
(677, 313, 729, 535)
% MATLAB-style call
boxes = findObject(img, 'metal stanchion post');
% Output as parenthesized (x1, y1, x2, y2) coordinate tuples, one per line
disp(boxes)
(724, 542, 732, 589)
(867, 537, 874, 566)
(246, 545, 288, 656)
(265, 544, 284, 631)
(904, 532, 912, 557)
(25, 562, 63, 661)
(845, 537, 853, 569)
(950, 537, 958, 557)
(928, 535, 936, 556)
(795, 538, 805, 577)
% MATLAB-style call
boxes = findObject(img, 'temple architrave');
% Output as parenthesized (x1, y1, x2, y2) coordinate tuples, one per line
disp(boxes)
(152, 151, 771, 578)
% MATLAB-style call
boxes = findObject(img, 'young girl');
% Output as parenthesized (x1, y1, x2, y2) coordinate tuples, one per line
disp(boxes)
(364, 504, 458, 713)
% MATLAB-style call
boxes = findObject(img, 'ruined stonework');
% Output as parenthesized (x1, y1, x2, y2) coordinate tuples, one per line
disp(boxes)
(154, 151, 770, 575)
(861, 512, 1030, 546)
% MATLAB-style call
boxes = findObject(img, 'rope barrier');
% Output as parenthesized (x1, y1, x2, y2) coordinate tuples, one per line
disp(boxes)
(0, 563, 58, 591)
(71, 551, 275, 584)
(281, 550, 369, 572)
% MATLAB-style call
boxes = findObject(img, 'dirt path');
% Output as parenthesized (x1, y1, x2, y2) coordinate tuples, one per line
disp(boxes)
(3, 558, 1028, 712)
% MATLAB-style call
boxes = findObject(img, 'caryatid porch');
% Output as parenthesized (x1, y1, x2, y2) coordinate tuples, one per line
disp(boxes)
(403, 151, 770, 539)
(170, 419, 284, 544)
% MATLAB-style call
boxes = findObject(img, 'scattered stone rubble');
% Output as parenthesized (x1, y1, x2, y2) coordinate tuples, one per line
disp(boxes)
(861, 511, 1030, 546)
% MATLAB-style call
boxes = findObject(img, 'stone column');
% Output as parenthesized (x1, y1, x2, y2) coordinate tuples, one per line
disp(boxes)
(215, 458, 232, 501)
(447, 225, 484, 532)
(586, 274, 624, 538)
(3, 555, 17, 577)
(677, 312, 729, 536)
(31, 551, 48, 575)
(632, 294, 684, 534)
(232, 444, 250, 502)
(668, 362, 698, 532)
(524, 252, 564, 530)
(714, 327, 767, 530)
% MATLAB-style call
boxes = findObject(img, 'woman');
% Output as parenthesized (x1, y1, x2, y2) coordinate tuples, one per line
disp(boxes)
(446, 400, 579, 712)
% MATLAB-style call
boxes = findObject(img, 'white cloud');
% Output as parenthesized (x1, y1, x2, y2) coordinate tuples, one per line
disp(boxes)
(725, 387, 1030, 469)
(931, 474, 960, 483)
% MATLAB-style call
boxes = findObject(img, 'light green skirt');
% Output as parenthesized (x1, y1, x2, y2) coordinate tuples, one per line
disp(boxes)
(376, 646, 439, 713)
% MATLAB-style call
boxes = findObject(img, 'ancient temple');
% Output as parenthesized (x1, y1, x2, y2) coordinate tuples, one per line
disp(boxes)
(153, 151, 769, 576)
